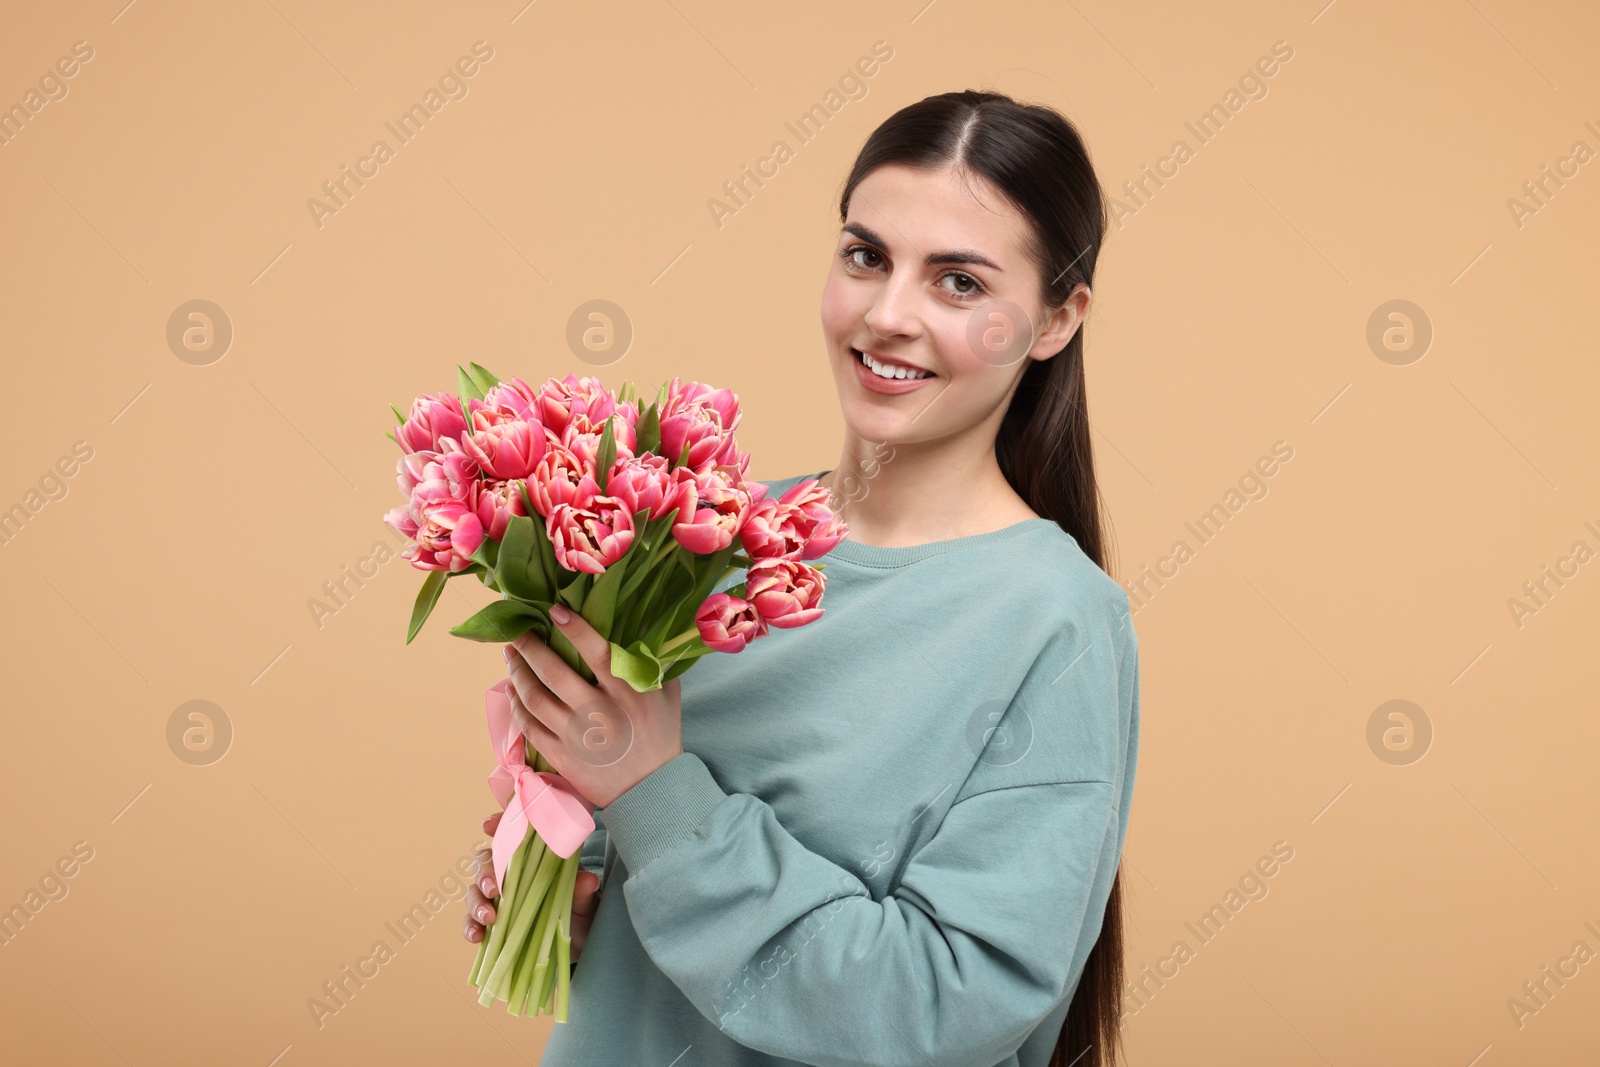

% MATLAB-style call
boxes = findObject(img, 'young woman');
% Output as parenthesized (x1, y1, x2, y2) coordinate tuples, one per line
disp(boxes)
(462, 89, 1140, 1067)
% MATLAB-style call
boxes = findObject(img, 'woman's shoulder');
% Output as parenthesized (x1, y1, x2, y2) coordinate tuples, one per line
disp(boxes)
(1035, 532, 1132, 625)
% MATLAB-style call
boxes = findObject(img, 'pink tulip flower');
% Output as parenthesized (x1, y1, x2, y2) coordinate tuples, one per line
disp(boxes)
(739, 497, 810, 561)
(526, 443, 588, 519)
(547, 476, 636, 574)
(605, 454, 669, 519)
(386, 476, 485, 573)
(695, 592, 768, 653)
(395, 440, 478, 500)
(747, 557, 826, 628)
(475, 477, 530, 542)
(659, 405, 736, 475)
(657, 465, 699, 523)
(396, 392, 468, 455)
(461, 419, 547, 481)
(535, 373, 619, 438)
(779, 479, 848, 559)
(661, 377, 742, 435)
(479, 378, 542, 421)
(563, 409, 638, 472)
(671, 469, 750, 554)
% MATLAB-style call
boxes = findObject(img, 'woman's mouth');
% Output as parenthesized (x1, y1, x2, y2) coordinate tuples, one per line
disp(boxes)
(851, 348, 937, 394)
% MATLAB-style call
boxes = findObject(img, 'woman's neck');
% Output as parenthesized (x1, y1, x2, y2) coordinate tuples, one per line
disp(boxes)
(816, 436, 1040, 548)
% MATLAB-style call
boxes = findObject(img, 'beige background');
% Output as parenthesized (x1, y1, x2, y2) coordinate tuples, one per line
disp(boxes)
(3, 1, 1597, 1064)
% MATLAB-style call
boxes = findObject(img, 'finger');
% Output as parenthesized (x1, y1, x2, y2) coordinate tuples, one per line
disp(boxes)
(546, 607, 619, 697)
(510, 630, 602, 712)
(464, 881, 496, 925)
(571, 871, 602, 916)
(473, 847, 499, 898)
(507, 678, 566, 749)
(463, 913, 484, 943)
(482, 811, 502, 835)
(505, 647, 569, 737)
(520, 712, 565, 775)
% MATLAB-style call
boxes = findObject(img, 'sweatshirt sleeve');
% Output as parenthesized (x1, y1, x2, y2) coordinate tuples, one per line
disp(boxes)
(598, 731, 1129, 1064)
(577, 823, 607, 876)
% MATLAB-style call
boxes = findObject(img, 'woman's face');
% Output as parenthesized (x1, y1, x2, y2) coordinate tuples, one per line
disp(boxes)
(819, 162, 1084, 450)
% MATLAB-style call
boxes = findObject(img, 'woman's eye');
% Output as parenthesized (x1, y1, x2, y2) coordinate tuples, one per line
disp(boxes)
(840, 246, 986, 300)
(841, 246, 883, 270)
(941, 271, 985, 298)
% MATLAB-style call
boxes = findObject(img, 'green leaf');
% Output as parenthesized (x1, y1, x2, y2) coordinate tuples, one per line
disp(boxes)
(391, 403, 407, 423)
(456, 364, 485, 427)
(384, 430, 398, 444)
(668, 540, 740, 640)
(661, 647, 710, 683)
(557, 572, 591, 611)
(546, 622, 594, 684)
(513, 481, 560, 591)
(596, 415, 617, 486)
(617, 516, 678, 604)
(448, 598, 543, 642)
(496, 514, 550, 602)
(636, 402, 661, 456)
(608, 639, 664, 692)
(582, 558, 627, 640)
(469, 534, 500, 572)
(467, 362, 500, 394)
(456, 363, 490, 402)
(660, 653, 708, 683)
(406, 570, 448, 644)
(676, 436, 692, 469)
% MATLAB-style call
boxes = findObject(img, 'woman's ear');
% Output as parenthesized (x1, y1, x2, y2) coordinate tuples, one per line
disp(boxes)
(1030, 284, 1090, 363)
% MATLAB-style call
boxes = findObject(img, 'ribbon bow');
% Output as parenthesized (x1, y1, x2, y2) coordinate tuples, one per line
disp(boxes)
(485, 676, 597, 893)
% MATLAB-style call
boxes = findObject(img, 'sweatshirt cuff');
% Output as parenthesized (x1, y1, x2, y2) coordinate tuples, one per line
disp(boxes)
(596, 752, 729, 874)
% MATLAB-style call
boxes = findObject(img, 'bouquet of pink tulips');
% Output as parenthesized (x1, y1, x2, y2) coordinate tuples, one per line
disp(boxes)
(382, 364, 845, 1020)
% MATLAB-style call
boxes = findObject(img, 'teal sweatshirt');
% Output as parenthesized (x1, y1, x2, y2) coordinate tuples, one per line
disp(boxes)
(539, 471, 1141, 1067)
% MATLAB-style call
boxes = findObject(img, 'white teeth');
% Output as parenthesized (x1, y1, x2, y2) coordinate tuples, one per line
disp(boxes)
(857, 350, 931, 380)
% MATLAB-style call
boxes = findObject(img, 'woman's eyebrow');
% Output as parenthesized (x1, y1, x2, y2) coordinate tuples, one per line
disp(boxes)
(841, 222, 1004, 272)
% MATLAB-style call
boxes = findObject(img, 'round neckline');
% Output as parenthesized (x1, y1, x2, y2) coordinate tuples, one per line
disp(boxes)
(799, 469, 1062, 569)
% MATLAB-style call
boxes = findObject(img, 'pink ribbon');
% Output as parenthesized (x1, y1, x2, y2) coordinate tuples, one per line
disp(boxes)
(485, 676, 597, 893)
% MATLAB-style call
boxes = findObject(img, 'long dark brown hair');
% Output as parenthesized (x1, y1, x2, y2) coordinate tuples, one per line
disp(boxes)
(837, 89, 1123, 1067)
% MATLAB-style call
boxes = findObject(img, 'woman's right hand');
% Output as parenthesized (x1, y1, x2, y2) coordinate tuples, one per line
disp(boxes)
(462, 811, 603, 961)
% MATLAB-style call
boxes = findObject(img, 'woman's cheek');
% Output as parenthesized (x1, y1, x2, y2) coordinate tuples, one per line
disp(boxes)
(818, 277, 856, 342)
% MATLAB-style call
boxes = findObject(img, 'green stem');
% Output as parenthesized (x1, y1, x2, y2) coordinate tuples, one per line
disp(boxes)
(506, 912, 542, 1015)
(554, 918, 572, 1020)
(541, 971, 557, 1014)
(658, 625, 700, 655)
(618, 544, 683, 647)
(475, 831, 544, 1004)
(467, 919, 490, 985)
(551, 852, 580, 1020)
(485, 843, 563, 1000)
(524, 856, 566, 1010)
(473, 828, 536, 1002)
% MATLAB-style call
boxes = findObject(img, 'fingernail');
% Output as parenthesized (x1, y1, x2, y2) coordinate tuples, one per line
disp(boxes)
(478, 905, 494, 923)
(481, 878, 496, 896)
(551, 604, 570, 624)
(503, 646, 514, 664)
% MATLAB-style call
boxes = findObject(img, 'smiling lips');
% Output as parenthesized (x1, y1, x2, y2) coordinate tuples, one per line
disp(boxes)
(851, 347, 937, 394)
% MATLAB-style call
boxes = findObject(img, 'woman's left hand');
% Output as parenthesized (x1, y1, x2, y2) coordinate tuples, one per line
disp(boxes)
(502, 604, 683, 809)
